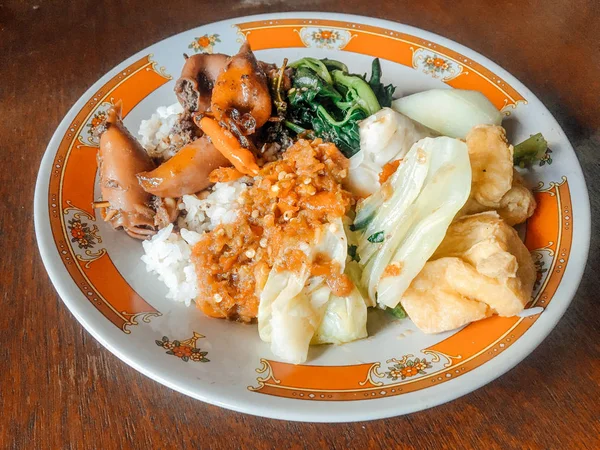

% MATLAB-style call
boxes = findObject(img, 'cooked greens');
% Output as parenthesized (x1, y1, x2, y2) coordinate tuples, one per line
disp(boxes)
(514, 133, 548, 167)
(387, 304, 407, 319)
(285, 57, 396, 157)
(367, 58, 395, 108)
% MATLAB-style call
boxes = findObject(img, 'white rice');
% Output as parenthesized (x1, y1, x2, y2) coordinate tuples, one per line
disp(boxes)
(178, 179, 251, 233)
(141, 178, 250, 305)
(137, 102, 184, 159)
(138, 101, 254, 306)
(141, 224, 202, 306)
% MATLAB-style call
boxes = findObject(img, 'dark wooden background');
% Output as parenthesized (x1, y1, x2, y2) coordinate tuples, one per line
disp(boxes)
(1, 0, 598, 448)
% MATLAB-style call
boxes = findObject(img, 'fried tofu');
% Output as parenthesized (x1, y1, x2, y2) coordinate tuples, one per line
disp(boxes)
(497, 170, 537, 226)
(459, 125, 536, 225)
(401, 212, 536, 333)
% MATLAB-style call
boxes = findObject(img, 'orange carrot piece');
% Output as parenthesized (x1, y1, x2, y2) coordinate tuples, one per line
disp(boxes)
(199, 117, 259, 175)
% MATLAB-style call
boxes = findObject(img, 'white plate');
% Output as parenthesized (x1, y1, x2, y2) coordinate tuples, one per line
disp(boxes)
(34, 12, 591, 422)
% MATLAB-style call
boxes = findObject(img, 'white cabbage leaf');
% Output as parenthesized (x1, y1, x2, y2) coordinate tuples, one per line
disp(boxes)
(268, 279, 331, 365)
(312, 286, 368, 345)
(356, 136, 472, 308)
(345, 108, 432, 197)
(257, 263, 311, 347)
(356, 143, 430, 269)
(392, 89, 503, 139)
(257, 219, 369, 364)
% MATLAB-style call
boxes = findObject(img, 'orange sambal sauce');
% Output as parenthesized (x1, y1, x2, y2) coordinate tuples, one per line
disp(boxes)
(191, 139, 355, 323)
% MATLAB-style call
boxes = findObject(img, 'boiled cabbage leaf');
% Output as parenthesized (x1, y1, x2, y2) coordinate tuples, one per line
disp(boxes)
(392, 89, 503, 139)
(257, 219, 369, 364)
(345, 108, 432, 197)
(355, 136, 472, 308)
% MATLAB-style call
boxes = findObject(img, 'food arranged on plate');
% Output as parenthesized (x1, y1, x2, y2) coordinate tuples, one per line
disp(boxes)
(93, 42, 547, 364)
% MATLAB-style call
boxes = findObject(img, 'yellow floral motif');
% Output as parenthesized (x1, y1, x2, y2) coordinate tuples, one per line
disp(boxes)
(189, 34, 221, 54)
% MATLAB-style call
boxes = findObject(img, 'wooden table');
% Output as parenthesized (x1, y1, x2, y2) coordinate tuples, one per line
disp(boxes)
(2, 0, 598, 448)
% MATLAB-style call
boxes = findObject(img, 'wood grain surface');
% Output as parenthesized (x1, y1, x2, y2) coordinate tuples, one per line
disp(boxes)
(1, 0, 599, 448)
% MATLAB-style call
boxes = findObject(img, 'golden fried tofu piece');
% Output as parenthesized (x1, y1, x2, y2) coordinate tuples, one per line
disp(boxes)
(459, 125, 536, 225)
(401, 212, 536, 333)
(400, 258, 493, 333)
(467, 124, 514, 206)
(497, 170, 537, 226)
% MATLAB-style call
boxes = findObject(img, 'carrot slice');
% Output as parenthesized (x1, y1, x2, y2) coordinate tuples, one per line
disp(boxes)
(199, 117, 259, 175)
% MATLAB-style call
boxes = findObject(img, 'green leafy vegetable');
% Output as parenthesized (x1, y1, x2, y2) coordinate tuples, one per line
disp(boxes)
(367, 231, 385, 243)
(387, 304, 407, 319)
(331, 70, 381, 116)
(290, 66, 342, 103)
(321, 58, 348, 73)
(514, 133, 548, 167)
(289, 57, 333, 84)
(367, 58, 396, 107)
(350, 211, 375, 232)
(285, 57, 397, 158)
(283, 120, 309, 135)
(348, 245, 360, 262)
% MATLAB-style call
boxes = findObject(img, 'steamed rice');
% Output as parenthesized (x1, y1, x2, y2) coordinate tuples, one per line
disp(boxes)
(142, 178, 250, 305)
(138, 102, 184, 159)
(141, 224, 201, 306)
(138, 102, 254, 306)
(178, 179, 251, 234)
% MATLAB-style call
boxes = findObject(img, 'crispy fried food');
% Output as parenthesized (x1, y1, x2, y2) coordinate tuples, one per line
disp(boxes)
(401, 212, 536, 333)
(497, 170, 537, 226)
(459, 124, 536, 225)
(400, 258, 493, 333)
(467, 124, 514, 206)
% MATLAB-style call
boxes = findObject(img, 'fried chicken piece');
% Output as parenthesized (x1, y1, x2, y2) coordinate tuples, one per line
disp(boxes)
(401, 212, 536, 333)
(459, 125, 536, 225)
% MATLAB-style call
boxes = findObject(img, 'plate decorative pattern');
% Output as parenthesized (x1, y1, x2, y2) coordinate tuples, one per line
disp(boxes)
(235, 19, 525, 113)
(47, 55, 170, 332)
(36, 13, 590, 421)
(246, 178, 572, 401)
(155, 332, 210, 363)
